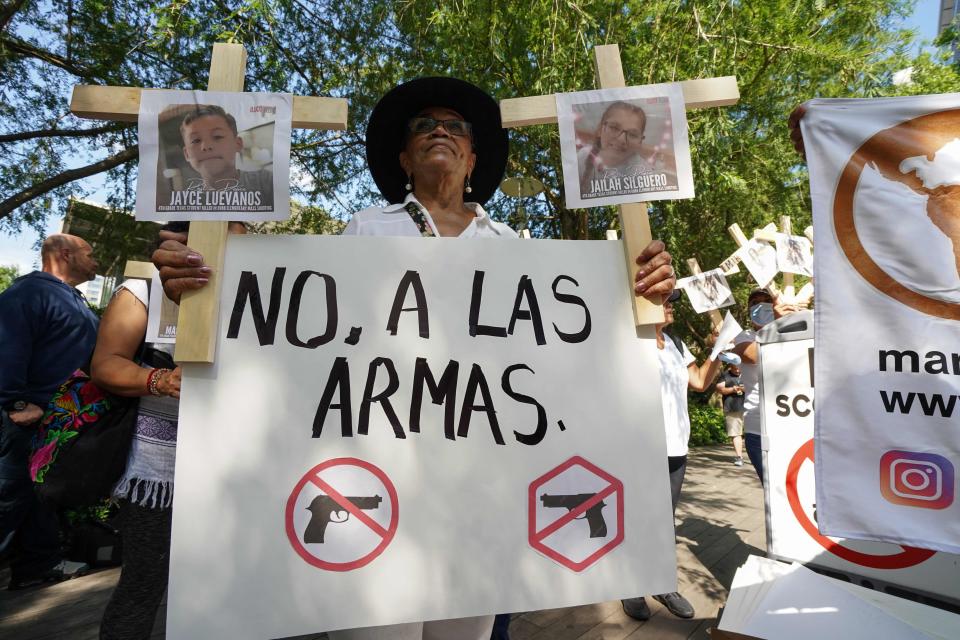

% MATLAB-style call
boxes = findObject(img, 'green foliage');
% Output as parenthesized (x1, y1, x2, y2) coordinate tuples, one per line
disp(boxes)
(65, 499, 116, 525)
(0, 263, 18, 292)
(688, 402, 727, 447)
(251, 202, 345, 236)
(1, 0, 959, 348)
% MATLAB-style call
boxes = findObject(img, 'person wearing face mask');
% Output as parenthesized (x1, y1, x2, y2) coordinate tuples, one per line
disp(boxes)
(731, 289, 804, 484)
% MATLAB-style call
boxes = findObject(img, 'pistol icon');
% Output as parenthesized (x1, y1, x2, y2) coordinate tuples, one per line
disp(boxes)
(304, 494, 382, 543)
(540, 493, 608, 538)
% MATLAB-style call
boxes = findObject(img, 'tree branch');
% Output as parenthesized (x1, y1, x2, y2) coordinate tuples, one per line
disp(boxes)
(0, 122, 131, 144)
(0, 145, 137, 220)
(0, 34, 98, 79)
(0, 0, 29, 34)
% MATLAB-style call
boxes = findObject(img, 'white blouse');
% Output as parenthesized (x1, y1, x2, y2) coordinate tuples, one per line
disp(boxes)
(344, 193, 518, 239)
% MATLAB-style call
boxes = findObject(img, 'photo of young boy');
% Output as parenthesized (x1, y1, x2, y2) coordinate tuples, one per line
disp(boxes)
(136, 89, 291, 222)
(179, 105, 273, 198)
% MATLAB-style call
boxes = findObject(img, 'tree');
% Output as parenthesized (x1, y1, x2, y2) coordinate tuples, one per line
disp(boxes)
(2, 1, 958, 347)
(0, 263, 18, 292)
(0, 0, 395, 234)
(388, 0, 956, 347)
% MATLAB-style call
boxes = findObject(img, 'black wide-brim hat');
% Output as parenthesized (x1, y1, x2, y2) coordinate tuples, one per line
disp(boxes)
(365, 77, 509, 206)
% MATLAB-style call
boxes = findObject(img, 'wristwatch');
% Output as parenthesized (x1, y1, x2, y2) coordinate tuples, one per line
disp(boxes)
(11, 400, 27, 412)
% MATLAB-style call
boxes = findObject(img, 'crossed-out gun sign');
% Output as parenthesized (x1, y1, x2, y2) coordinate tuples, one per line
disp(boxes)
(541, 493, 608, 538)
(304, 495, 383, 543)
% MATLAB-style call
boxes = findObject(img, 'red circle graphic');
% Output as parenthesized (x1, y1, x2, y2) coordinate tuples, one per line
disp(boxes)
(785, 439, 935, 570)
(285, 457, 399, 572)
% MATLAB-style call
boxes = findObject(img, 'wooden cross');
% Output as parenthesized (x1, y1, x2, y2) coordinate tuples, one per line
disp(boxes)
(778, 216, 795, 299)
(500, 44, 739, 326)
(745, 219, 814, 306)
(728, 222, 783, 299)
(123, 260, 156, 280)
(71, 43, 348, 363)
(781, 217, 814, 307)
(684, 257, 724, 330)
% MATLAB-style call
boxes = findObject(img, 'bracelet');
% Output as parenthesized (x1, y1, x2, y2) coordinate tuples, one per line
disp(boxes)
(147, 368, 170, 397)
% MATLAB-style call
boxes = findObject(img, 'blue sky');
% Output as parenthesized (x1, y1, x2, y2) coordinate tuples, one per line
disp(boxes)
(0, 0, 945, 274)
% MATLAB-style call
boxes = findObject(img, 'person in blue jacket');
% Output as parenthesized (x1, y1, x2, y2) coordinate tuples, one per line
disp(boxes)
(0, 233, 99, 589)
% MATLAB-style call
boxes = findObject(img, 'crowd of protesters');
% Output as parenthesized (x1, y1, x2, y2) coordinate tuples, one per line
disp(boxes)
(0, 81, 810, 639)
(0, 228, 802, 637)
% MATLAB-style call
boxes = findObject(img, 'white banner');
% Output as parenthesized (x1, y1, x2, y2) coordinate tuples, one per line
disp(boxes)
(803, 95, 960, 553)
(760, 338, 960, 603)
(168, 235, 677, 639)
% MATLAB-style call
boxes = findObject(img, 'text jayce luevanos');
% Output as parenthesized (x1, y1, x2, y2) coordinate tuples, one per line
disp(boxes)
(225, 268, 594, 446)
(167, 189, 262, 207)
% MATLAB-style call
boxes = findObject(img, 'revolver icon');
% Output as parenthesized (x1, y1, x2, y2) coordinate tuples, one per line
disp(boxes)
(540, 492, 608, 538)
(304, 494, 382, 543)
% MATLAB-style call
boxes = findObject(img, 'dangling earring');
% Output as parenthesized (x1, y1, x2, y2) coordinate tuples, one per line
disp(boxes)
(464, 175, 473, 194)
(405, 175, 413, 191)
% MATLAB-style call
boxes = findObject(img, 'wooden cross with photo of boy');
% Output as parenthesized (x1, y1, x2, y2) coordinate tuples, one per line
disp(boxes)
(70, 43, 348, 363)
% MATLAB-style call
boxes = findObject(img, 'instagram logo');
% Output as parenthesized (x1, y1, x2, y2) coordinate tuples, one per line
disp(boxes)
(880, 451, 954, 509)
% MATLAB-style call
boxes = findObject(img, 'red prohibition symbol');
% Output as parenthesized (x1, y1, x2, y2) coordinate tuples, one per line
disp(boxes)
(785, 439, 935, 570)
(285, 457, 399, 572)
(528, 456, 625, 572)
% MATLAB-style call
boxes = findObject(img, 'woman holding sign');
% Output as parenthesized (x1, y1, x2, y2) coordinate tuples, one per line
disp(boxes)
(152, 77, 677, 640)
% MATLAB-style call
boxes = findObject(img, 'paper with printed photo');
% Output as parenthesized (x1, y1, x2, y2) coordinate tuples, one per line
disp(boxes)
(776, 233, 813, 276)
(146, 272, 178, 344)
(676, 269, 734, 314)
(136, 89, 292, 222)
(557, 83, 693, 209)
(735, 239, 778, 288)
(709, 312, 744, 361)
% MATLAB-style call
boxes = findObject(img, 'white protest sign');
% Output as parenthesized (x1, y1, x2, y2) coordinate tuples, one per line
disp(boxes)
(556, 83, 693, 209)
(760, 338, 960, 604)
(804, 96, 960, 554)
(676, 268, 735, 314)
(169, 235, 677, 639)
(136, 89, 292, 221)
(734, 238, 778, 288)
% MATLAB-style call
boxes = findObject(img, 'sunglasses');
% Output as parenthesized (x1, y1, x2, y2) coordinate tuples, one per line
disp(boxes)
(407, 117, 473, 137)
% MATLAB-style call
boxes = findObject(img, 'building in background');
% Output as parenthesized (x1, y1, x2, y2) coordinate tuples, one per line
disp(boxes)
(939, 0, 958, 33)
(939, 0, 959, 61)
(59, 199, 160, 307)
